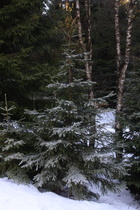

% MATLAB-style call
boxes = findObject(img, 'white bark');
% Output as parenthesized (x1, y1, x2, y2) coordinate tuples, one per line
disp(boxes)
(75, 0, 85, 52)
(115, 0, 134, 158)
(115, 0, 121, 74)
(116, 2, 134, 117)
(76, 0, 93, 99)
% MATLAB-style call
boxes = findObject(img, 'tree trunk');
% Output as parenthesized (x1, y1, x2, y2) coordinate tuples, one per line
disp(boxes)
(85, 0, 93, 99)
(76, 0, 93, 99)
(115, 0, 134, 158)
(75, 0, 85, 52)
(114, 0, 121, 74)
(76, 0, 95, 148)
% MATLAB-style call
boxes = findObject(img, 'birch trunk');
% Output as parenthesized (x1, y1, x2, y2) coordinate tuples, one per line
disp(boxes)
(115, 0, 121, 74)
(116, 6, 133, 114)
(85, 0, 93, 99)
(75, 0, 85, 52)
(115, 0, 134, 158)
(116, 2, 134, 120)
(76, 0, 95, 148)
(76, 0, 93, 99)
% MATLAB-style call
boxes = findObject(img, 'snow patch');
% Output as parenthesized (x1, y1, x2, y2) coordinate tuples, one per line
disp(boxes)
(0, 178, 139, 210)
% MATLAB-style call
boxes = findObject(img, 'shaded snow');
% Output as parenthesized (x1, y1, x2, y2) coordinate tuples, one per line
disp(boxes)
(96, 109, 115, 132)
(0, 178, 139, 210)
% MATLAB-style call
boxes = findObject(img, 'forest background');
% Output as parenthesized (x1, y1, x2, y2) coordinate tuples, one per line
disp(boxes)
(0, 0, 140, 201)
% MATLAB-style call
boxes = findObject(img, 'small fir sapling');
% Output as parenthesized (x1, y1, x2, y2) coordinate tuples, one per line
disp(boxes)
(0, 94, 29, 183)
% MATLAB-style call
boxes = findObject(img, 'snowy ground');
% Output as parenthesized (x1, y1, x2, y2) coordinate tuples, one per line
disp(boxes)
(0, 109, 139, 210)
(96, 109, 115, 132)
(0, 178, 139, 210)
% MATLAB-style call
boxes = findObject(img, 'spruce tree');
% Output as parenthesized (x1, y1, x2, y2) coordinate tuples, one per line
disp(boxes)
(0, 0, 62, 111)
(123, 68, 140, 196)
(19, 26, 126, 200)
(0, 94, 30, 183)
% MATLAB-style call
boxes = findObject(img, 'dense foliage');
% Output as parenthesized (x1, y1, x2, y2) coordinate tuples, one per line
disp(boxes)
(123, 67, 140, 196)
(0, 35, 126, 199)
(0, 0, 140, 200)
(0, 0, 62, 112)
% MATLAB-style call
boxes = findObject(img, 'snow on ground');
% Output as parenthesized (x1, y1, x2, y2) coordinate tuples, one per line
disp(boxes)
(96, 109, 115, 132)
(97, 109, 115, 124)
(0, 109, 139, 210)
(0, 178, 139, 210)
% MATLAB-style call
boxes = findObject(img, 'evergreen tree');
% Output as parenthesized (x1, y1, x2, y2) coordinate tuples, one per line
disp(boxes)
(113, 1, 140, 195)
(19, 27, 126, 200)
(0, 1, 130, 200)
(0, 94, 30, 183)
(123, 68, 140, 197)
(0, 0, 62, 112)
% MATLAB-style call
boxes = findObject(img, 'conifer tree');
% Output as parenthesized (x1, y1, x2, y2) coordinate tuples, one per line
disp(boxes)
(0, 0, 62, 111)
(19, 24, 127, 200)
(122, 68, 140, 196)
(0, 94, 30, 183)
